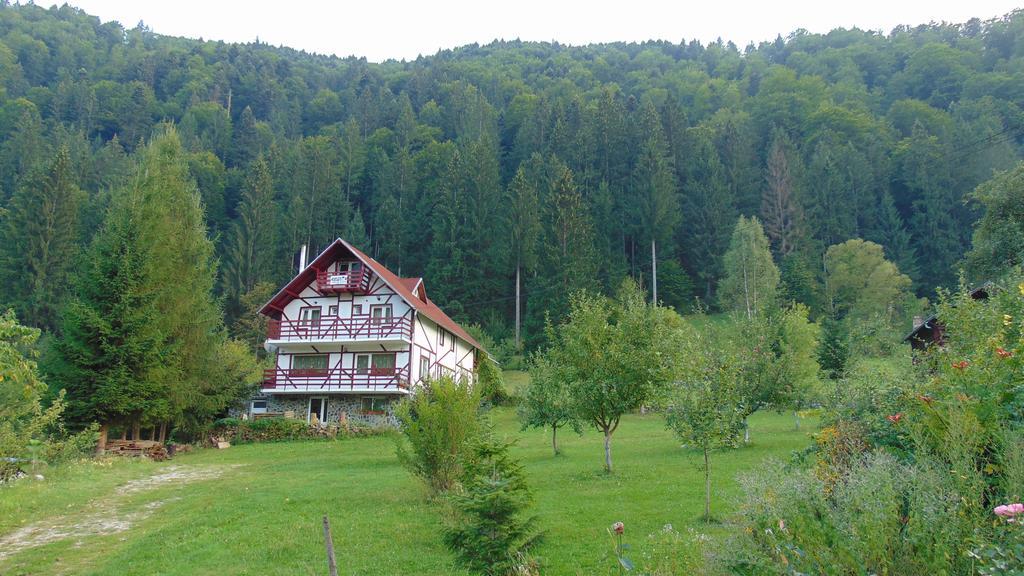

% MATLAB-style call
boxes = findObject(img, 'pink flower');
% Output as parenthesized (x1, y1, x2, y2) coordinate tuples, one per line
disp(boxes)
(952, 360, 969, 370)
(994, 503, 1024, 518)
(997, 347, 1013, 359)
(612, 521, 624, 535)
(886, 413, 903, 424)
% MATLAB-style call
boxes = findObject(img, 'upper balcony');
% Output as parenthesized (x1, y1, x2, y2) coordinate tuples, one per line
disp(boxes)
(316, 268, 370, 293)
(266, 316, 412, 347)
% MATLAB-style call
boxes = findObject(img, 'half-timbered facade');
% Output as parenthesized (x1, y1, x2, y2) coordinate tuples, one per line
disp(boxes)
(248, 238, 482, 426)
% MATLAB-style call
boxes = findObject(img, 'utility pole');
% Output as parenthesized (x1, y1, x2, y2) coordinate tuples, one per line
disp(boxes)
(651, 239, 658, 304)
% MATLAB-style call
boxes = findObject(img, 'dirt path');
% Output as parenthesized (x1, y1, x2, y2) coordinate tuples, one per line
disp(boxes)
(0, 464, 237, 562)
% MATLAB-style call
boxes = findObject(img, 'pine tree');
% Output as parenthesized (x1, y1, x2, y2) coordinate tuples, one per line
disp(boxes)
(0, 100, 46, 200)
(507, 166, 541, 348)
(631, 101, 680, 304)
(679, 128, 736, 303)
(224, 155, 278, 306)
(761, 130, 805, 257)
(873, 191, 919, 282)
(426, 152, 470, 319)
(51, 188, 168, 431)
(0, 146, 83, 330)
(52, 129, 254, 436)
(231, 105, 260, 167)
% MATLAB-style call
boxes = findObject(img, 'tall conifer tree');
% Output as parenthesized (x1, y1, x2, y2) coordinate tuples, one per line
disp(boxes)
(0, 146, 82, 330)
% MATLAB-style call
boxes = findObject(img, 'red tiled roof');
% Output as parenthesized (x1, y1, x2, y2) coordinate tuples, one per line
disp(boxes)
(260, 239, 483, 351)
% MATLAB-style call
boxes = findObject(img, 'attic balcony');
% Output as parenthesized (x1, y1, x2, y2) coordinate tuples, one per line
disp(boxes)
(316, 268, 370, 293)
(261, 366, 410, 394)
(265, 316, 412, 350)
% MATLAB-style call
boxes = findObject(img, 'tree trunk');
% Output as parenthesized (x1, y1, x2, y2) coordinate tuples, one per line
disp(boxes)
(703, 447, 711, 521)
(552, 423, 558, 456)
(159, 422, 168, 443)
(603, 429, 613, 473)
(743, 417, 750, 444)
(651, 239, 658, 304)
(132, 420, 141, 442)
(794, 410, 801, 431)
(96, 423, 108, 455)
(515, 263, 521, 349)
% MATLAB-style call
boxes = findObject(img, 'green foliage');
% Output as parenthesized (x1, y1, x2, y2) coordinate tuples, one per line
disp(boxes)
(537, 279, 679, 472)
(443, 434, 541, 576)
(476, 353, 509, 406)
(0, 146, 83, 331)
(395, 376, 484, 493)
(825, 238, 914, 323)
(730, 304, 821, 425)
(728, 452, 976, 575)
(50, 129, 257, 432)
(665, 331, 744, 520)
(817, 316, 851, 380)
(730, 270, 1024, 575)
(210, 416, 386, 444)
(718, 216, 780, 319)
(520, 352, 581, 455)
(0, 3, 1022, 357)
(964, 161, 1024, 281)
(0, 310, 95, 480)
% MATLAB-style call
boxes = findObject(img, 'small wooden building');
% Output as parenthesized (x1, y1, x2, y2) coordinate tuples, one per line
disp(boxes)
(903, 284, 990, 353)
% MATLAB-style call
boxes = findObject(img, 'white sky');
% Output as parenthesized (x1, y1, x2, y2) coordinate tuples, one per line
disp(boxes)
(65, 0, 1023, 63)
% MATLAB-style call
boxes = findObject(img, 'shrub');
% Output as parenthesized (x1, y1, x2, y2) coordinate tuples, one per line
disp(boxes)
(396, 376, 483, 493)
(443, 434, 540, 575)
(1, 311, 96, 480)
(477, 353, 509, 406)
(725, 452, 974, 575)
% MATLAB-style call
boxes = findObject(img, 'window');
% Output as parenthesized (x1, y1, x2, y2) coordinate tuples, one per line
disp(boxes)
(352, 304, 363, 316)
(372, 354, 396, 373)
(420, 355, 430, 380)
(355, 353, 395, 375)
(361, 397, 388, 414)
(355, 354, 370, 373)
(439, 329, 446, 347)
(371, 304, 393, 325)
(299, 306, 321, 327)
(328, 305, 338, 317)
(292, 354, 329, 375)
(450, 333, 455, 352)
(250, 400, 268, 415)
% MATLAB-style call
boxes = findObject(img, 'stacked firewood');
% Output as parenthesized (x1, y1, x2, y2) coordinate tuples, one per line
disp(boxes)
(103, 440, 171, 460)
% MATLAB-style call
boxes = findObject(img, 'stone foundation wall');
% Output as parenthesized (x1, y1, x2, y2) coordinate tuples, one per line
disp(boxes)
(231, 393, 401, 427)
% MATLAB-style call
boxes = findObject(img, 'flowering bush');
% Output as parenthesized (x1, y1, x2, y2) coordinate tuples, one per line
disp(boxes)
(725, 271, 1024, 575)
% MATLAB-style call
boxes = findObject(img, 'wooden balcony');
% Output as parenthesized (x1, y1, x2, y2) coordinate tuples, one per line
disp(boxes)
(316, 268, 369, 293)
(267, 316, 412, 342)
(262, 366, 410, 393)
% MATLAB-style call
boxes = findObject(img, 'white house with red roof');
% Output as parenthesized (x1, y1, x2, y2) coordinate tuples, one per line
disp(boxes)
(248, 238, 482, 425)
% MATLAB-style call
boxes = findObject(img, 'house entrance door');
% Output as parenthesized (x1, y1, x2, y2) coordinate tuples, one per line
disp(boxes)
(308, 397, 327, 425)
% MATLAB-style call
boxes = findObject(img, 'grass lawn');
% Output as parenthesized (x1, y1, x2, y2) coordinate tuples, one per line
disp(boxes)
(0, 403, 816, 575)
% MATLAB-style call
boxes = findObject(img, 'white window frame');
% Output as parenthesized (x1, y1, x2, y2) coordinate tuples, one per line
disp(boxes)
(250, 400, 268, 416)
(308, 397, 328, 424)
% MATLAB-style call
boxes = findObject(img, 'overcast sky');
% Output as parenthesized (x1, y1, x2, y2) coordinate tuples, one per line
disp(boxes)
(66, 0, 1022, 63)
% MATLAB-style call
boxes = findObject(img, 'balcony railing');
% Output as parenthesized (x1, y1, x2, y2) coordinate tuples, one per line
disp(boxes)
(316, 268, 370, 293)
(262, 366, 410, 392)
(267, 316, 412, 341)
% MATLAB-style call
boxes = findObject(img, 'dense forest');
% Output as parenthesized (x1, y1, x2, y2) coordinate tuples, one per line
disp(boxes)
(1, 2, 1023, 352)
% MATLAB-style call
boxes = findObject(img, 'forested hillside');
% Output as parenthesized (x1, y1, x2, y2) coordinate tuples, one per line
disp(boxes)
(1, 2, 1022, 349)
